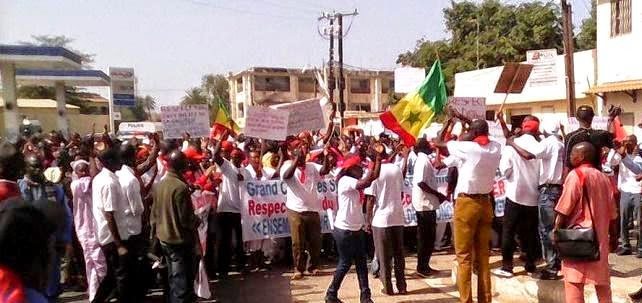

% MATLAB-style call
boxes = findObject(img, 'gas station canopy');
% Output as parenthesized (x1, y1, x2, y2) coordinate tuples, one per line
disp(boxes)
(0, 45, 82, 69)
(16, 69, 110, 86)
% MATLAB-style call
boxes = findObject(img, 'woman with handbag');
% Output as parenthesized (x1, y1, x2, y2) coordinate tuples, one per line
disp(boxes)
(554, 142, 618, 303)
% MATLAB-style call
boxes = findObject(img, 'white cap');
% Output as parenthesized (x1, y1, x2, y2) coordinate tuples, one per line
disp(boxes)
(541, 119, 560, 135)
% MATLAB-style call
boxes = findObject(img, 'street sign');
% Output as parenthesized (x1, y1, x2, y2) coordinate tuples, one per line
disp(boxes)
(526, 49, 558, 87)
(109, 67, 136, 107)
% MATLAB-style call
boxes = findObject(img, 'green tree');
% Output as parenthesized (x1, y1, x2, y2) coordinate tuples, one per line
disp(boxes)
(121, 95, 155, 122)
(397, 0, 563, 93)
(180, 87, 208, 105)
(576, 0, 597, 51)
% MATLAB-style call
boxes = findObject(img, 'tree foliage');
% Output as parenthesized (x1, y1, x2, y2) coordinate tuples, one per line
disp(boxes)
(181, 74, 230, 114)
(121, 95, 156, 122)
(398, 0, 567, 93)
(575, 0, 597, 51)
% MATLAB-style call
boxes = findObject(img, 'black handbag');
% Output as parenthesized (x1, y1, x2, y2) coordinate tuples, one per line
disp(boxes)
(554, 171, 600, 261)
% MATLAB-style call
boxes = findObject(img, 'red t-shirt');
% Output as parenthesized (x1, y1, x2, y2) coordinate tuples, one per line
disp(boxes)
(0, 180, 20, 202)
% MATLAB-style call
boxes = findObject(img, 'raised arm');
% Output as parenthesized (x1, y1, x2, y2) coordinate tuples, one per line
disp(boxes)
(505, 136, 536, 160)
(356, 147, 383, 191)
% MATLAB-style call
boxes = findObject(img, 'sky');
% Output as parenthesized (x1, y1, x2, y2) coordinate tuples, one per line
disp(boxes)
(0, 0, 591, 106)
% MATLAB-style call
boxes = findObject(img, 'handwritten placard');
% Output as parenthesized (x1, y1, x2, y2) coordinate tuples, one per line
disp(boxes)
(245, 106, 289, 141)
(160, 105, 210, 139)
(448, 97, 486, 120)
(272, 98, 326, 135)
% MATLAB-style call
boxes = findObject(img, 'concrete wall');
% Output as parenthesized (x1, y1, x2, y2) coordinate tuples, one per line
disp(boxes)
(596, 0, 642, 84)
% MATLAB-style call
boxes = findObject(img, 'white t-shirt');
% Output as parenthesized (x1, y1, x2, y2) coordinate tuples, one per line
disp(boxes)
(412, 152, 440, 211)
(91, 168, 130, 246)
(115, 165, 145, 237)
(217, 159, 248, 213)
(539, 136, 565, 185)
(608, 151, 642, 193)
(446, 140, 502, 196)
(499, 134, 545, 206)
(334, 177, 365, 231)
(280, 160, 322, 212)
(365, 163, 405, 228)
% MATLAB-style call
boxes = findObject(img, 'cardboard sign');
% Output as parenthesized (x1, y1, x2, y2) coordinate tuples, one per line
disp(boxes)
(272, 98, 326, 135)
(244, 106, 289, 141)
(160, 105, 210, 139)
(448, 97, 486, 120)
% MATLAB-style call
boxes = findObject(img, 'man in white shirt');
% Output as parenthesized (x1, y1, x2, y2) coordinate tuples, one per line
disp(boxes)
(435, 118, 501, 303)
(536, 121, 565, 280)
(116, 142, 147, 300)
(212, 138, 250, 277)
(281, 139, 332, 280)
(496, 116, 545, 277)
(91, 146, 133, 303)
(412, 138, 446, 277)
(365, 149, 407, 295)
(608, 135, 642, 256)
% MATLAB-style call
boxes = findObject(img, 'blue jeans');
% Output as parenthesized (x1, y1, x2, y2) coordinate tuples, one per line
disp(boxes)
(538, 185, 562, 272)
(161, 242, 197, 303)
(620, 191, 642, 251)
(326, 228, 371, 301)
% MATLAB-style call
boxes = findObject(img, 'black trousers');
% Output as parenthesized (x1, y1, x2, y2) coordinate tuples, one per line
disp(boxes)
(161, 242, 198, 303)
(416, 210, 437, 272)
(128, 233, 152, 301)
(501, 199, 539, 272)
(93, 242, 133, 303)
(372, 226, 406, 294)
(216, 212, 245, 274)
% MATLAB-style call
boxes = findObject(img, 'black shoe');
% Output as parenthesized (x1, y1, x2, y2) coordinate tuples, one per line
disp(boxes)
(616, 247, 632, 256)
(417, 268, 439, 278)
(537, 270, 559, 280)
(525, 264, 537, 274)
(629, 286, 642, 301)
(398, 288, 408, 295)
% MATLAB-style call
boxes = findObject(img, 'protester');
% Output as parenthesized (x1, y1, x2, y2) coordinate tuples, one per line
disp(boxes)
(325, 150, 382, 303)
(151, 149, 199, 303)
(70, 160, 106, 301)
(536, 120, 565, 280)
(91, 146, 133, 303)
(564, 105, 616, 169)
(412, 137, 446, 277)
(435, 117, 502, 303)
(365, 145, 407, 295)
(281, 138, 332, 280)
(495, 115, 545, 277)
(554, 142, 617, 303)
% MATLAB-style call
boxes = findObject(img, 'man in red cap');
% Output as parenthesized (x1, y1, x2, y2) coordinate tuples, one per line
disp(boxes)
(281, 139, 332, 280)
(494, 115, 546, 278)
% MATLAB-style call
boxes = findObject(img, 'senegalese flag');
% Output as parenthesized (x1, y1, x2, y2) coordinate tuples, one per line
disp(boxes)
(211, 100, 240, 139)
(380, 60, 447, 146)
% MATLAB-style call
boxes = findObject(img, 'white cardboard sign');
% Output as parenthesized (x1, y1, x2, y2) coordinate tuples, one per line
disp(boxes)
(244, 106, 289, 141)
(272, 98, 325, 135)
(448, 97, 487, 120)
(160, 105, 210, 139)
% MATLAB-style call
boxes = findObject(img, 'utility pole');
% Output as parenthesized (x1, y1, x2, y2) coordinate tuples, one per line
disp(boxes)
(562, 0, 577, 117)
(318, 9, 358, 129)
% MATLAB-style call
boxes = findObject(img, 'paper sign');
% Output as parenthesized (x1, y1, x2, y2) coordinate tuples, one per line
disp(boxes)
(526, 49, 558, 87)
(160, 105, 210, 139)
(244, 106, 289, 141)
(448, 97, 486, 120)
(565, 117, 609, 133)
(272, 98, 326, 135)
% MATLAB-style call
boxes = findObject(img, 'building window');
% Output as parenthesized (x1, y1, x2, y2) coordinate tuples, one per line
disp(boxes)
(237, 103, 245, 118)
(611, 0, 632, 37)
(485, 110, 496, 121)
(254, 75, 290, 92)
(236, 78, 243, 93)
(350, 104, 371, 112)
(381, 79, 394, 94)
(298, 77, 317, 93)
(350, 79, 371, 94)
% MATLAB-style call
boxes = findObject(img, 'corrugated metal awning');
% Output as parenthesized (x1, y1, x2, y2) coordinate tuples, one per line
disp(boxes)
(588, 79, 642, 94)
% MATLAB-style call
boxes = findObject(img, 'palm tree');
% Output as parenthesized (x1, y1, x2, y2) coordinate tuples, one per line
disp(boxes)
(140, 95, 157, 120)
(181, 87, 207, 105)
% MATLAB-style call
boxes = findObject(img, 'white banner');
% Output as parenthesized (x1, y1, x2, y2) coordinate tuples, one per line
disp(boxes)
(271, 98, 326, 135)
(244, 106, 289, 141)
(448, 97, 486, 120)
(160, 105, 210, 139)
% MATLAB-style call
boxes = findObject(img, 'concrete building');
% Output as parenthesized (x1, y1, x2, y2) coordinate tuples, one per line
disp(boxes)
(589, 0, 642, 131)
(228, 66, 395, 127)
(454, 50, 596, 125)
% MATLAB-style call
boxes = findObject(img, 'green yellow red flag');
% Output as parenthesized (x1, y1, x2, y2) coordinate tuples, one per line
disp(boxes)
(380, 60, 447, 146)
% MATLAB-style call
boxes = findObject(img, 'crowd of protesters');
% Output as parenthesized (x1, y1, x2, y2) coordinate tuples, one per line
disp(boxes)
(0, 105, 640, 303)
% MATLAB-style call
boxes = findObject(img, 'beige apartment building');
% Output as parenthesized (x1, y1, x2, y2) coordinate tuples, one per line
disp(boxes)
(228, 66, 395, 127)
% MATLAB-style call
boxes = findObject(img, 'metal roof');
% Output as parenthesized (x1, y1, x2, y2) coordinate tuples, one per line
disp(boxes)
(0, 45, 83, 69)
(588, 79, 642, 94)
(16, 69, 110, 86)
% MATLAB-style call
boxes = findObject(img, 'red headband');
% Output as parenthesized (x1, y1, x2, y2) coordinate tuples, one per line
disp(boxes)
(522, 120, 540, 133)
